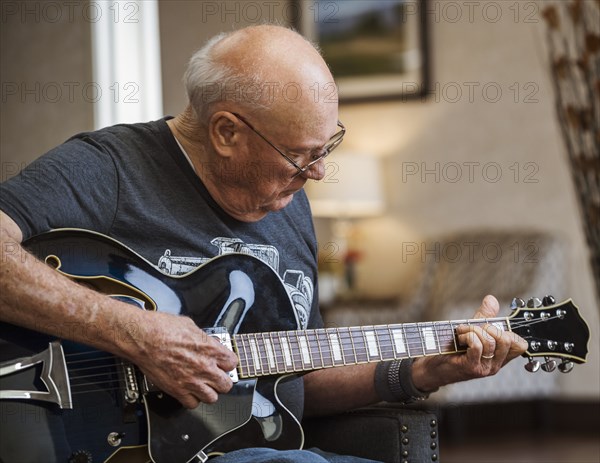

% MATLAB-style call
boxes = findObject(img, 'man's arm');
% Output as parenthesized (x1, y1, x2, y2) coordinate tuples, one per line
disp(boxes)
(302, 295, 528, 417)
(0, 211, 238, 409)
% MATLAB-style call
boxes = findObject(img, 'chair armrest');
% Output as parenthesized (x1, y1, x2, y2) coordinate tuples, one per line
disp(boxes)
(302, 405, 439, 463)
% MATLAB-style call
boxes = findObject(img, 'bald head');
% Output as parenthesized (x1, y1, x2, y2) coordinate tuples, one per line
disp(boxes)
(184, 25, 337, 129)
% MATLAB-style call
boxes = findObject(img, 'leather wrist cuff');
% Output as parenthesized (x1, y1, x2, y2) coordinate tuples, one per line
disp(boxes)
(374, 359, 432, 404)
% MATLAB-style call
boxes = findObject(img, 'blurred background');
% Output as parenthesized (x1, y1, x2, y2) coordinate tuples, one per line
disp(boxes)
(2, 1, 598, 461)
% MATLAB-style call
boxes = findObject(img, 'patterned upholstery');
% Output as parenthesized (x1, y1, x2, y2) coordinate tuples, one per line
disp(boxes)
(323, 229, 568, 403)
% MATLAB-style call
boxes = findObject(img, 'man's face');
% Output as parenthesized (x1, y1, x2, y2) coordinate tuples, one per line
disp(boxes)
(229, 107, 340, 218)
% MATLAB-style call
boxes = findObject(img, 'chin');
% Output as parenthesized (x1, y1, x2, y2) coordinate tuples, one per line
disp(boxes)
(268, 193, 294, 212)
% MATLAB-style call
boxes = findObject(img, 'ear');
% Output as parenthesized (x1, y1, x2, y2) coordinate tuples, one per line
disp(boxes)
(208, 111, 241, 158)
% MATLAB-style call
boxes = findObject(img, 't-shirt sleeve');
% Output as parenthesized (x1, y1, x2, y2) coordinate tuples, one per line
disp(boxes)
(0, 136, 119, 240)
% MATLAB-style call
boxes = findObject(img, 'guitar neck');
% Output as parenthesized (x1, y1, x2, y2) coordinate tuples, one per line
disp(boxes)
(233, 318, 510, 378)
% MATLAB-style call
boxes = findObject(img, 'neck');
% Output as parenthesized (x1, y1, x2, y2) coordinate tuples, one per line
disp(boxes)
(167, 108, 220, 188)
(233, 317, 511, 378)
(168, 107, 206, 154)
(168, 108, 267, 222)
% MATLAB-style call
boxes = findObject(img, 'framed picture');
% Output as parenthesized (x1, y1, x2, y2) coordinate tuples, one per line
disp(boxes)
(292, 0, 430, 103)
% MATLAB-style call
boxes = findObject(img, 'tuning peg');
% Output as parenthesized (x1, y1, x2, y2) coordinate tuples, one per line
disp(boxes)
(510, 297, 526, 310)
(542, 295, 556, 307)
(541, 357, 557, 372)
(527, 297, 542, 308)
(558, 359, 574, 373)
(525, 358, 540, 372)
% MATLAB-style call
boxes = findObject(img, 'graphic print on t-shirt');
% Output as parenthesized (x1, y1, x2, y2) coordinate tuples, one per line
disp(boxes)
(156, 237, 313, 329)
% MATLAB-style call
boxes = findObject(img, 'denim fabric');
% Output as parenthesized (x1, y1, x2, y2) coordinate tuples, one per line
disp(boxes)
(209, 447, 382, 463)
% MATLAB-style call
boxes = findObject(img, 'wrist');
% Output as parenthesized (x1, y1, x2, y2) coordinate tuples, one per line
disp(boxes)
(374, 358, 437, 404)
(411, 357, 443, 393)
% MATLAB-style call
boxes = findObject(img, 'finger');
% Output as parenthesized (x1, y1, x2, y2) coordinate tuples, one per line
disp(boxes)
(207, 370, 234, 394)
(503, 331, 529, 363)
(474, 294, 500, 319)
(179, 393, 200, 409)
(458, 324, 496, 354)
(491, 328, 511, 359)
(457, 331, 484, 364)
(207, 337, 239, 370)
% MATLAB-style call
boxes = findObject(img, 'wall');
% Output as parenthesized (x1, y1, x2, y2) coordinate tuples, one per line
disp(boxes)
(159, 0, 293, 116)
(0, 1, 94, 180)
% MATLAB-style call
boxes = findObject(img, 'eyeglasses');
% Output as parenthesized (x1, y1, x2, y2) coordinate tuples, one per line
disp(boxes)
(231, 112, 345, 177)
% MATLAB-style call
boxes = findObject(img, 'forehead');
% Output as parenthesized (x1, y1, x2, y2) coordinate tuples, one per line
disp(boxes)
(267, 103, 339, 150)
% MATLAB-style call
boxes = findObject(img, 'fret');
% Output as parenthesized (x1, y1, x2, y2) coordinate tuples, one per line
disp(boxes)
(364, 329, 380, 359)
(288, 333, 302, 371)
(432, 322, 442, 355)
(248, 335, 261, 374)
(256, 334, 270, 373)
(391, 326, 407, 356)
(421, 324, 437, 354)
(448, 322, 459, 353)
(432, 322, 442, 354)
(401, 324, 411, 357)
(304, 331, 319, 369)
(352, 327, 369, 363)
(297, 332, 312, 367)
(416, 323, 427, 356)
(269, 332, 283, 373)
(246, 334, 258, 377)
(405, 323, 423, 356)
(373, 326, 383, 360)
(342, 327, 358, 364)
(377, 326, 394, 360)
(280, 335, 294, 371)
(386, 326, 399, 360)
(236, 334, 250, 377)
(328, 329, 344, 365)
(312, 330, 325, 369)
(445, 322, 458, 352)
(262, 333, 276, 372)
(316, 330, 333, 368)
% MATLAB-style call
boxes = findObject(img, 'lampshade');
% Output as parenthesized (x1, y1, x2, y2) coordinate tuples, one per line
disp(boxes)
(306, 152, 385, 218)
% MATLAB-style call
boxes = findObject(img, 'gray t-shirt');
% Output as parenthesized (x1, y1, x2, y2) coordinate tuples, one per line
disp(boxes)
(0, 117, 323, 419)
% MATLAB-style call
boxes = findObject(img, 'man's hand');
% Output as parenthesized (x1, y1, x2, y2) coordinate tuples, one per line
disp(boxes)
(411, 295, 529, 392)
(122, 311, 238, 409)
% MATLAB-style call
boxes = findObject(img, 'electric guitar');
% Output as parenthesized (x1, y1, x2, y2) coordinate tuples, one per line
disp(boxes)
(0, 229, 590, 463)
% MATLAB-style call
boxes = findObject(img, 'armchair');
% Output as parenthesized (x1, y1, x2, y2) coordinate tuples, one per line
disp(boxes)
(303, 405, 439, 463)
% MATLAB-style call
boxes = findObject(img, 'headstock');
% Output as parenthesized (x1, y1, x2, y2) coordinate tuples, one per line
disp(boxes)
(508, 296, 590, 374)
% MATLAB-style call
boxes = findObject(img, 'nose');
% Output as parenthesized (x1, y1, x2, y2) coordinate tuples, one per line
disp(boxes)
(299, 159, 326, 181)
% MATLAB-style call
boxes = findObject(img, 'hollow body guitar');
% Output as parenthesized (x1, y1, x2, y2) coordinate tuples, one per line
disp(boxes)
(0, 229, 590, 463)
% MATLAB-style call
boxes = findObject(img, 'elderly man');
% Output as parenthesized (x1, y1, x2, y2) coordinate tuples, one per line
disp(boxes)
(0, 25, 527, 462)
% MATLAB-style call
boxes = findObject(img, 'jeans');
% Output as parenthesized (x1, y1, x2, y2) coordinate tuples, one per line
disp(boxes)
(209, 447, 382, 463)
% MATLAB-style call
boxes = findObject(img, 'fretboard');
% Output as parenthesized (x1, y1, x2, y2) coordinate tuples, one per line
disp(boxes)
(233, 318, 510, 378)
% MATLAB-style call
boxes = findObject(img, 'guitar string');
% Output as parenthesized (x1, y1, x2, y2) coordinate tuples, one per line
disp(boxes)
(63, 316, 557, 376)
(58, 315, 565, 383)
(236, 316, 567, 374)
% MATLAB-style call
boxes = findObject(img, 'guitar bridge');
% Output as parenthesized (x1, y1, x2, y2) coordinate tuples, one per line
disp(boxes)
(0, 341, 72, 409)
(120, 361, 140, 403)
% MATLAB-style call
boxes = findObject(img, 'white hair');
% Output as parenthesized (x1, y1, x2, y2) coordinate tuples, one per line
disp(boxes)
(183, 31, 266, 123)
(183, 26, 323, 123)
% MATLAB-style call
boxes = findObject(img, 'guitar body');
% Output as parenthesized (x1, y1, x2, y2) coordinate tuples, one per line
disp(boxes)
(0, 229, 304, 463)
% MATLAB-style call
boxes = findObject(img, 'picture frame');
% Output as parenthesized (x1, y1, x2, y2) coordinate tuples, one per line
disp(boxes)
(291, 0, 431, 103)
